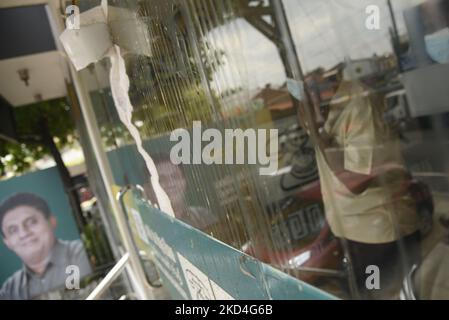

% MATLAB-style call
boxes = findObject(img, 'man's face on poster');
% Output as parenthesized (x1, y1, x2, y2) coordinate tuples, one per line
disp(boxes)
(1, 206, 56, 265)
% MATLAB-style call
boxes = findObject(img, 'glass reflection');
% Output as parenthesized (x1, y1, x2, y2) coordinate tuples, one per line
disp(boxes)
(80, 0, 449, 300)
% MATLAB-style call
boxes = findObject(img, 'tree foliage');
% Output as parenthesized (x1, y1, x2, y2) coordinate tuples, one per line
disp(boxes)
(0, 98, 76, 177)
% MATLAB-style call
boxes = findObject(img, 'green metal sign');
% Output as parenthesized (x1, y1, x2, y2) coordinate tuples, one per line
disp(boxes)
(128, 191, 336, 300)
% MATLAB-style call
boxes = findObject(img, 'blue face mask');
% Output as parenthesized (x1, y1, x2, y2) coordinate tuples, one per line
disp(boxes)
(425, 27, 449, 64)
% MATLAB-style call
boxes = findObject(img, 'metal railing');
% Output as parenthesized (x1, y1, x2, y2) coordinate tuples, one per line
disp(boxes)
(86, 253, 130, 300)
(85, 184, 163, 300)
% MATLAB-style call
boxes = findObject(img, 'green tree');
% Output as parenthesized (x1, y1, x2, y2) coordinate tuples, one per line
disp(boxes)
(0, 98, 76, 177)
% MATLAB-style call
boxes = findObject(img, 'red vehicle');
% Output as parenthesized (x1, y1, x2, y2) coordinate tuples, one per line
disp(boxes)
(242, 178, 433, 286)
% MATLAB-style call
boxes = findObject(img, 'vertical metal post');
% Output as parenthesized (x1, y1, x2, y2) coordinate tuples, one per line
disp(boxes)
(46, 0, 153, 299)
(387, 0, 400, 46)
(68, 66, 152, 300)
(270, 0, 317, 142)
(387, 0, 403, 72)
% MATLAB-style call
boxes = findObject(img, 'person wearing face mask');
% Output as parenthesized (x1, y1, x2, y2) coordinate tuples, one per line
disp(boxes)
(0, 193, 92, 300)
(422, 0, 449, 64)
(298, 76, 422, 299)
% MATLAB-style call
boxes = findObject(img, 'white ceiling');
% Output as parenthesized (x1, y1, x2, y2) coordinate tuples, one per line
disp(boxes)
(0, 51, 69, 106)
(0, 0, 71, 107)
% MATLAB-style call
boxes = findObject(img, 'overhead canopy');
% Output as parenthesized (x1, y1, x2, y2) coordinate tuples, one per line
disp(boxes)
(0, 2, 69, 107)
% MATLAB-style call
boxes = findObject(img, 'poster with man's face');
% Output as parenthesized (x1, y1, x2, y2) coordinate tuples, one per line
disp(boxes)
(0, 167, 92, 300)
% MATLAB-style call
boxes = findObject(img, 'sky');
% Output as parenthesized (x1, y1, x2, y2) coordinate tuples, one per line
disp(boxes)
(206, 0, 426, 93)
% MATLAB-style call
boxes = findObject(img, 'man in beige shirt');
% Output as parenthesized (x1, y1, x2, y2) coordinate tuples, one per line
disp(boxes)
(300, 80, 421, 298)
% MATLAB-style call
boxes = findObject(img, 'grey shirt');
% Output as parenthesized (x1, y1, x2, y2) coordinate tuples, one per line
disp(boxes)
(0, 239, 92, 300)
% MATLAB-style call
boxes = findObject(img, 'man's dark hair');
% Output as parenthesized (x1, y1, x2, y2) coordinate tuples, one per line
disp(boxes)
(0, 193, 51, 234)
